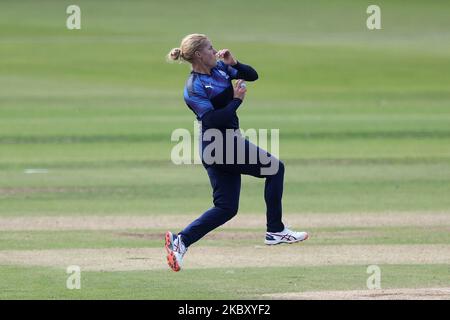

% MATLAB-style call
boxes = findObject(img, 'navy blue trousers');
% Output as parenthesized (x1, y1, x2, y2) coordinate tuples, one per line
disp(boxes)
(179, 137, 285, 248)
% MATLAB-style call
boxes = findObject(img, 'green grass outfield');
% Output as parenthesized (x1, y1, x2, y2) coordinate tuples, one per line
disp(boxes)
(1, 264, 448, 299)
(0, 0, 449, 299)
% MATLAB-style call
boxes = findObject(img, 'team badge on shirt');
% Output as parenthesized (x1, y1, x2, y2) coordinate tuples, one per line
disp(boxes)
(218, 70, 229, 79)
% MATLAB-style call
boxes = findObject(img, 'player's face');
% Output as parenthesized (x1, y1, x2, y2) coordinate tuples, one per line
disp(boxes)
(198, 40, 217, 68)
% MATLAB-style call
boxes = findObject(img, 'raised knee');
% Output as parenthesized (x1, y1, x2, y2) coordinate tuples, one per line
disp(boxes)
(279, 160, 285, 172)
(276, 160, 285, 176)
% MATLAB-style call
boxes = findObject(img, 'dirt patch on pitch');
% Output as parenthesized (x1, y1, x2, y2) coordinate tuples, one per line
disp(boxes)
(0, 244, 448, 272)
(0, 212, 449, 231)
(261, 287, 450, 300)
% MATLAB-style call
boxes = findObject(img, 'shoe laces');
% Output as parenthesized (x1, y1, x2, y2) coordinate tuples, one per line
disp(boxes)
(173, 235, 187, 255)
(283, 227, 297, 235)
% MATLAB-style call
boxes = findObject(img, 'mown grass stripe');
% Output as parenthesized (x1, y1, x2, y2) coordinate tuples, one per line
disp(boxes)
(1, 157, 449, 170)
(2, 130, 450, 144)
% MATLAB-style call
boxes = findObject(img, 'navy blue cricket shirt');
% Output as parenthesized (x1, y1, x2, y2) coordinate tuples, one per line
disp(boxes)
(183, 61, 258, 131)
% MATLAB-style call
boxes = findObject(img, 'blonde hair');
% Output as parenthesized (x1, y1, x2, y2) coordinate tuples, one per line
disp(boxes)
(167, 33, 209, 64)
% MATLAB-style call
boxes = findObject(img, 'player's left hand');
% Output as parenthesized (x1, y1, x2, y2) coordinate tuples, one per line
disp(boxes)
(216, 49, 237, 66)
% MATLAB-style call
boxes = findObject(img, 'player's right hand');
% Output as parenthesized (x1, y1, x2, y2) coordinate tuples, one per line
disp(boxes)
(233, 79, 247, 101)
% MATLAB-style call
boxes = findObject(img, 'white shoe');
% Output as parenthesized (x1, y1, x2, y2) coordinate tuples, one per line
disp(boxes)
(165, 231, 187, 272)
(265, 227, 309, 245)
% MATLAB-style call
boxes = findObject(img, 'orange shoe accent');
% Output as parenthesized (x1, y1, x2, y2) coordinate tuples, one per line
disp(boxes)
(167, 252, 180, 272)
(165, 231, 181, 272)
(164, 231, 171, 254)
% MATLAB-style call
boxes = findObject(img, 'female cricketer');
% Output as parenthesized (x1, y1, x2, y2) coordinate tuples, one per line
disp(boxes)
(165, 34, 308, 272)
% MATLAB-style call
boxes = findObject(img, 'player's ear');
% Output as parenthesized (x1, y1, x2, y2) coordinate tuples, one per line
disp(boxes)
(195, 51, 201, 58)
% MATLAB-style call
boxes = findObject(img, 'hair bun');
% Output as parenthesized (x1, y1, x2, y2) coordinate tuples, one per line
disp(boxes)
(170, 48, 181, 60)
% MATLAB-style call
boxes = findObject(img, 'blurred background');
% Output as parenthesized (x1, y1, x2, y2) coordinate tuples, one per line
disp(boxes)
(1, 0, 450, 300)
(1, 0, 449, 216)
